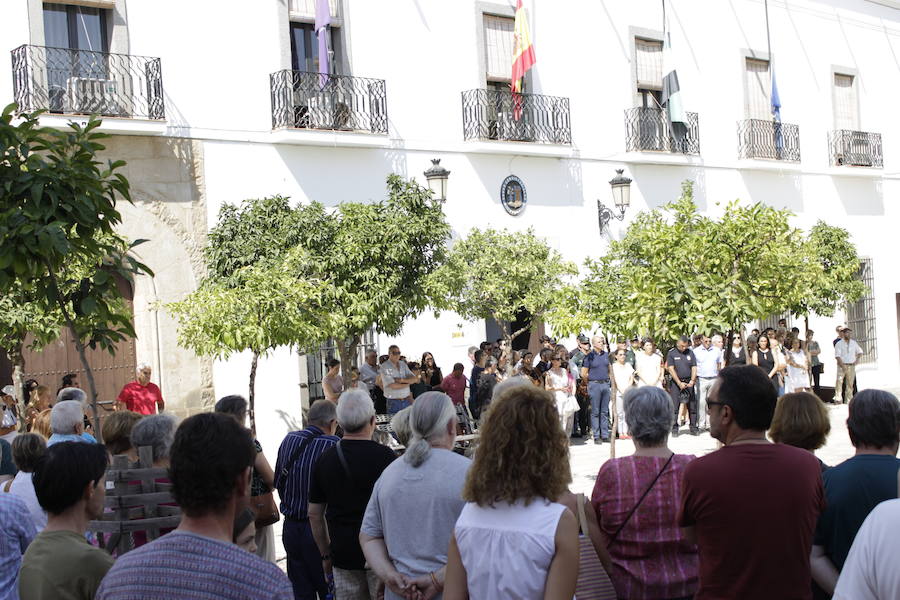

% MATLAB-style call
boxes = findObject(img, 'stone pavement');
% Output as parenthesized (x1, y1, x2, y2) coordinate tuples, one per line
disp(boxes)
(272, 398, 876, 571)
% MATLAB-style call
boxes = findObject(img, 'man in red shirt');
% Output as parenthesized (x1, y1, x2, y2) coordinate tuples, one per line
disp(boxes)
(679, 364, 824, 600)
(116, 363, 164, 415)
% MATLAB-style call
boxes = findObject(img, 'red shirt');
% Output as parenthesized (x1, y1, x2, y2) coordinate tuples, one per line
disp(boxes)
(679, 443, 825, 600)
(439, 373, 467, 405)
(117, 381, 163, 415)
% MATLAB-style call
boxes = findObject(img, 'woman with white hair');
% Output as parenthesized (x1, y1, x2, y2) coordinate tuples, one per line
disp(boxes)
(361, 391, 470, 599)
(129, 413, 178, 547)
(116, 363, 164, 415)
(591, 386, 698, 599)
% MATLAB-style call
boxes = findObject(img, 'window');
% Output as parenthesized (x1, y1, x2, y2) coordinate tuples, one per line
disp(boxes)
(745, 58, 770, 120)
(847, 258, 876, 364)
(483, 14, 514, 85)
(635, 38, 663, 108)
(43, 3, 108, 51)
(833, 73, 859, 130)
(290, 22, 340, 74)
(289, 0, 340, 19)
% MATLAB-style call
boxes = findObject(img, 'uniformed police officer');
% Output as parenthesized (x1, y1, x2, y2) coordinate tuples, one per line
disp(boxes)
(665, 335, 699, 436)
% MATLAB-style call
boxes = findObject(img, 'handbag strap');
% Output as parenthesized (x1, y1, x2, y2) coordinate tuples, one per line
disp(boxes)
(575, 492, 590, 536)
(275, 430, 322, 491)
(608, 453, 675, 544)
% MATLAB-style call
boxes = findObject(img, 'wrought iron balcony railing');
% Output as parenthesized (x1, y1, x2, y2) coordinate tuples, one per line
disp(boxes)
(11, 45, 164, 120)
(828, 130, 883, 168)
(624, 107, 700, 155)
(270, 70, 388, 134)
(461, 89, 571, 144)
(737, 119, 801, 162)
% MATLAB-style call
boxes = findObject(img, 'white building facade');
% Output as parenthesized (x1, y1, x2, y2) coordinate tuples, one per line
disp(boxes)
(2, 0, 899, 457)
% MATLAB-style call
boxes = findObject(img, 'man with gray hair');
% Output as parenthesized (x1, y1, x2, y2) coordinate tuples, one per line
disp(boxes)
(116, 362, 164, 415)
(309, 390, 396, 599)
(48, 399, 97, 445)
(275, 400, 339, 600)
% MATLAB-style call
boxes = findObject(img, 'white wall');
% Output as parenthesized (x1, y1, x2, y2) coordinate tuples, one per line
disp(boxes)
(2, 0, 898, 408)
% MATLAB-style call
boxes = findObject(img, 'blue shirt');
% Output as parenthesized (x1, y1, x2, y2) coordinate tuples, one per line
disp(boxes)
(814, 454, 900, 570)
(46, 432, 97, 446)
(96, 531, 292, 600)
(692, 345, 723, 378)
(0, 493, 36, 600)
(582, 351, 610, 382)
(274, 426, 339, 520)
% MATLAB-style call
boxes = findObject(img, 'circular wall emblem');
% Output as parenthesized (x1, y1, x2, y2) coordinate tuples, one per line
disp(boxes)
(500, 175, 527, 216)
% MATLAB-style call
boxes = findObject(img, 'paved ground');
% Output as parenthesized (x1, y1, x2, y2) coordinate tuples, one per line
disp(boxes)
(272, 396, 892, 570)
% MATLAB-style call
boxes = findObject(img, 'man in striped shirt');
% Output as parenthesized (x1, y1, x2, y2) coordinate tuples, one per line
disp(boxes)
(275, 400, 339, 600)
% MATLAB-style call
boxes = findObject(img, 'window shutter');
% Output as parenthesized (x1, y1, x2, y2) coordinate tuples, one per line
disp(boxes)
(635, 38, 663, 89)
(745, 58, 770, 120)
(484, 15, 514, 81)
(834, 74, 859, 130)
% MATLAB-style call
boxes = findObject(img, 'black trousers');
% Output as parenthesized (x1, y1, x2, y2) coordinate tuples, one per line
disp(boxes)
(572, 387, 590, 435)
(669, 380, 698, 433)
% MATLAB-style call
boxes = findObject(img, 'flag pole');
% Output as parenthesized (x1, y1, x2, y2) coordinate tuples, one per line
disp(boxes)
(764, 0, 772, 61)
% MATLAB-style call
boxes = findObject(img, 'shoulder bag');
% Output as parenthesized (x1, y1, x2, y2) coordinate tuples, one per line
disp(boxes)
(574, 493, 617, 600)
(265, 431, 324, 528)
(607, 453, 675, 545)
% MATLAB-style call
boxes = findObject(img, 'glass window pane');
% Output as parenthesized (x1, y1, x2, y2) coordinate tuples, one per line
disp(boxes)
(291, 24, 317, 72)
(43, 3, 70, 48)
(74, 6, 105, 52)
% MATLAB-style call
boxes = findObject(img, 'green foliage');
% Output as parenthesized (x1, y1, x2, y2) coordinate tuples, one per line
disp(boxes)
(552, 181, 858, 343)
(790, 221, 866, 317)
(429, 227, 577, 341)
(170, 175, 450, 393)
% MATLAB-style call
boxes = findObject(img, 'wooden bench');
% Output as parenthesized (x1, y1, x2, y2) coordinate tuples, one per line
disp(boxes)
(88, 446, 181, 555)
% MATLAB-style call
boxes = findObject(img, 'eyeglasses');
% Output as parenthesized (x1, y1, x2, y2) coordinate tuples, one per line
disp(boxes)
(390, 351, 400, 356)
(706, 401, 726, 413)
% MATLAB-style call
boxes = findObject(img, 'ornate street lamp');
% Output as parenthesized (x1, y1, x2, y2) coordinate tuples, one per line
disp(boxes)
(424, 159, 450, 202)
(598, 169, 632, 232)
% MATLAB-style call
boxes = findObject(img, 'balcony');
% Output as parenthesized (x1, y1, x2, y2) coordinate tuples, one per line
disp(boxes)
(624, 107, 700, 155)
(11, 45, 164, 121)
(270, 70, 387, 134)
(461, 89, 571, 145)
(828, 130, 883, 168)
(737, 119, 800, 162)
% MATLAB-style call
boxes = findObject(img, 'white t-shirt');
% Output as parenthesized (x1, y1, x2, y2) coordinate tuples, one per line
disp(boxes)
(834, 339, 864, 365)
(833, 499, 900, 600)
(634, 351, 663, 387)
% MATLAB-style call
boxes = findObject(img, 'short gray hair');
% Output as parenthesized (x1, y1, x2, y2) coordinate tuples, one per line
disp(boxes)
(308, 400, 337, 429)
(130, 414, 178, 462)
(336, 389, 375, 433)
(391, 406, 413, 447)
(56, 387, 86, 405)
(405, 392, 456, 468)
(50, 400, 85, 434)
(136, 362, 152, 374)
(624, 387, 674, 447)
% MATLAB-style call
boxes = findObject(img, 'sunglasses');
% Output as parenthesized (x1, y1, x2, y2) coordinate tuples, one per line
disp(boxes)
(706, 401, 727, 412)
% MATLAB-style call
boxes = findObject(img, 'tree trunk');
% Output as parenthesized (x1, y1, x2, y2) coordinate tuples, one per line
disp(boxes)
(340, 335, 360, 391)
(804, 315, 809, 333)
(248, 350, 259, 436)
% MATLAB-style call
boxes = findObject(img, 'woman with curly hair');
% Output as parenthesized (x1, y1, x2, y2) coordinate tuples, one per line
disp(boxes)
(444, 385, 578, 599)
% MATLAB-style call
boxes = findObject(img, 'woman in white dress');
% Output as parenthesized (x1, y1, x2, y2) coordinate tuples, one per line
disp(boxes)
(444, 385, 578, 600)
(544, 354, 577, 433)
(611, 348, 635, 438)
(634, 339, 664, 388)
(784, 337, 811, 393)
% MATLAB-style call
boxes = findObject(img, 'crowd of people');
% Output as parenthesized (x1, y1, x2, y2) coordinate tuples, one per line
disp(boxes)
(0, 320, 895, 600)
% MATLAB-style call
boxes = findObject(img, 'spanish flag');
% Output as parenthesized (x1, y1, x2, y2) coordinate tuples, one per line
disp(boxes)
(511, 0, 535, 120)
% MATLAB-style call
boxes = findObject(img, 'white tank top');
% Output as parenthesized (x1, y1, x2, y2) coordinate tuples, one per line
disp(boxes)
(455, 499, 567, 599)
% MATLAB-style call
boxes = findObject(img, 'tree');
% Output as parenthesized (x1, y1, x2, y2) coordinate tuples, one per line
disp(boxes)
(168, 257, 323, 433)
(789, 221, 866, 329)
(0, 104, 150, 437)
(288, 175, 451, 387)
(169, 194, 314, 433)
(428, 227, 577, 347)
